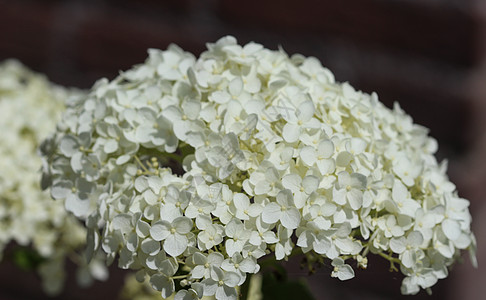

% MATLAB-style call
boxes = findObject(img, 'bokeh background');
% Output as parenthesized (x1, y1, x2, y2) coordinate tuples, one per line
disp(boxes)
(0, 0, 484, 299)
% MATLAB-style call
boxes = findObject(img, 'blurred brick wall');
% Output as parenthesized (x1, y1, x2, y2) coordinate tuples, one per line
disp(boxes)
(0, 0, 484, 299)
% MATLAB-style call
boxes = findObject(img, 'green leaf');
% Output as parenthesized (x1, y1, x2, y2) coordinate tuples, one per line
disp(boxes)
(12, 247, 45, 271)
(261, 269, 315, 300)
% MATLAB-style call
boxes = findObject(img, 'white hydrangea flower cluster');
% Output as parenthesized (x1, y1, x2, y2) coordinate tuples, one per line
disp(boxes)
(41, 36, 476, 298)
(0, 60, 107, 295)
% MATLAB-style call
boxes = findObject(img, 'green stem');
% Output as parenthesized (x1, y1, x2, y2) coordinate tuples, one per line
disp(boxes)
(134, 155, 149, 173)
(378, 251, 400, 263)
(378, 251, 401, 272)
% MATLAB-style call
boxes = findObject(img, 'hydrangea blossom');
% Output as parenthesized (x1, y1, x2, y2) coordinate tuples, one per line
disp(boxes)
(0, 60, 107, 295)
(41, 37, 477, 298)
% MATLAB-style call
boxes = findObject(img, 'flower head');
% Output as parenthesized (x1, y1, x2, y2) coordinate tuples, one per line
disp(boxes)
(41, 37, 476, 298)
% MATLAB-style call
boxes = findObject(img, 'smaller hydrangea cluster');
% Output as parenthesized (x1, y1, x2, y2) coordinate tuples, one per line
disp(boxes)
(41, 37, 476, 299)
(0, 60, 107, 295)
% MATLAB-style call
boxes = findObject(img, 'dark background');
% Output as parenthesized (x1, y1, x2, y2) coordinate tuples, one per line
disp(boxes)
(0, 0, 484, 299)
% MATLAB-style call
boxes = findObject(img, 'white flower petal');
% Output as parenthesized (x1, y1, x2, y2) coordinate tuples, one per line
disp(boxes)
(151, 273, 175, 298)
(224, 271, 241, 287)
(336, 264, 354, 280)
(297, 101, 315, 122)
(112, 214, 133, 235)
(302, 176, 319, 194)
(261, 202, 281, 224)
(65, 193, 90, 217)
(234, 193, 249, 210)
(280, 208, 300, 229)
(282, 174, 301, 193)
(407, 231, 424, 247)
(442, 219, 461, 241)
(390, 237, 406, 254)
(164, 234, 188, 257)
(104, 139, 118, 153)
(141, 238, 161, 255)
(318, 140, 334, 158)
(59, 135, 79, 157)
(300, 146, 316, 166)
(51, 180, 72, 199)
(150, 221, 171, 241)
(174, 217, 193, 235)
(282, 123, 300, 143)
